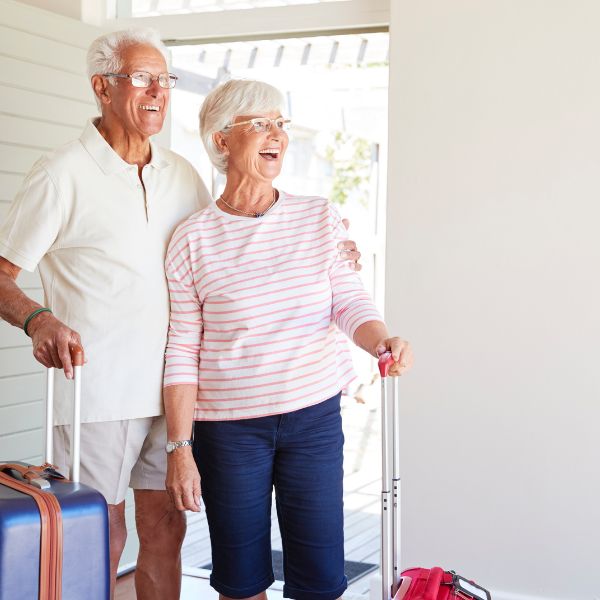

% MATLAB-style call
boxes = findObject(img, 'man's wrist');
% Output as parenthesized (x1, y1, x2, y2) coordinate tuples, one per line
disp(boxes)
(25, 309, 53, 337)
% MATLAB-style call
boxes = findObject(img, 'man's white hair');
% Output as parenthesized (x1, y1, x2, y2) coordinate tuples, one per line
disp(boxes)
(87, 28, 168, 109)
(200, 79, 286, 174)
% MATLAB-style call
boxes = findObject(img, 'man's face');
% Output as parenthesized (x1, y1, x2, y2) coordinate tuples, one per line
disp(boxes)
(105, 43, 170, 138)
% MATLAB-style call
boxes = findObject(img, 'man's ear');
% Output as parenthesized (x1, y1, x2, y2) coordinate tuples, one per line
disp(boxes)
(212, 131, 229, 156)
(91, 74, 111, 106)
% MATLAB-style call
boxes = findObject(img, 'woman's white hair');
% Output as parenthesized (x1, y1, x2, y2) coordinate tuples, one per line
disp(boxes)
(199, 79, 286, 174)
(87, 28, 168, 109)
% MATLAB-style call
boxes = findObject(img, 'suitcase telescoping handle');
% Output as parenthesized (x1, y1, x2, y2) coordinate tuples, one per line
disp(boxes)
(378, 351, 402, 600)
(45, 345, 84, 483)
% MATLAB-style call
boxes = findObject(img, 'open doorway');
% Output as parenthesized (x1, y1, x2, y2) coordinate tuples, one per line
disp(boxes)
(168, 31, 389, 593)
(170, 31, 388, 383)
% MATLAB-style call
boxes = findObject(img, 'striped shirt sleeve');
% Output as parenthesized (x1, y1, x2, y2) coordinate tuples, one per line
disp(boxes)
(328, 203, 383, 340)
(163, 226, 203, 388)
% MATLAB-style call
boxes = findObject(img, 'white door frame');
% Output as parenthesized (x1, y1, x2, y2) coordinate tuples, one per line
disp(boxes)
(105, 0, 389, 43)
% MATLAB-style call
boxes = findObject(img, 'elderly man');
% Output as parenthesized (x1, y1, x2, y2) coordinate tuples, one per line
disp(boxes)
(0, 27, 361, 600)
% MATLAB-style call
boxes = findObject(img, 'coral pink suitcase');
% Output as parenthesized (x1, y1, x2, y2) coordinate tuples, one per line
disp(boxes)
(377, 352, 491, 600)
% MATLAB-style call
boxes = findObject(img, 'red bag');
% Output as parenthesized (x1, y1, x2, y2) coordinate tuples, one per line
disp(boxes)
(377, 354, 490, 600)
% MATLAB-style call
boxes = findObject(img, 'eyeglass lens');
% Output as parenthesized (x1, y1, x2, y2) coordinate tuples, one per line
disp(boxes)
(253, 119, 290, 132)
(130, 72, 177, 89)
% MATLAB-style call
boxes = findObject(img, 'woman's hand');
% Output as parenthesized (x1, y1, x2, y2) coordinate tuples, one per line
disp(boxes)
(166, 448, 202, 512)
(376, 337, 413, 376)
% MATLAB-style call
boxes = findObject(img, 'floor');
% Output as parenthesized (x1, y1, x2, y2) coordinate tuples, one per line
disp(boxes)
(116, 384, 383, 600)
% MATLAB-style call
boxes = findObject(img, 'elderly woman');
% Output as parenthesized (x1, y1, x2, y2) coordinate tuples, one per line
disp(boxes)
(163, 79, 413, 600)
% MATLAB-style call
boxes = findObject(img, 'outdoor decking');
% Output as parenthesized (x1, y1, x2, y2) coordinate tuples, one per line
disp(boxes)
(117, 387, 383, 600)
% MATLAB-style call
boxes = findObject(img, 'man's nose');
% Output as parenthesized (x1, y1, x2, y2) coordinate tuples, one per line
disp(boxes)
(146, 79, 161, 97)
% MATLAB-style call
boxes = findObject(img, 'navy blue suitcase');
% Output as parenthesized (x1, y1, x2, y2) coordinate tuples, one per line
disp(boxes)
(0, 350, 109, 600)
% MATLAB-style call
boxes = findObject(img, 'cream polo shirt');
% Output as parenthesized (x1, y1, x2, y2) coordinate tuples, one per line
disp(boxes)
(0, 119, 211, 425)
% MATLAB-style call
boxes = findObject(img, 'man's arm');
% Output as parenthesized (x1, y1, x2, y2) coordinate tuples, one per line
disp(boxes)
(0, 256, 82, 379)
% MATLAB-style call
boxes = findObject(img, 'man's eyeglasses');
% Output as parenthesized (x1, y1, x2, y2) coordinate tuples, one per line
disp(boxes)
(224, 117, 292, 134)
(103, 71, 178, 89)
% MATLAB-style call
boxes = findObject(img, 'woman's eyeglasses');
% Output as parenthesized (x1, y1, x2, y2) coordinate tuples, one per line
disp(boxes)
(224, 117, 291, 133)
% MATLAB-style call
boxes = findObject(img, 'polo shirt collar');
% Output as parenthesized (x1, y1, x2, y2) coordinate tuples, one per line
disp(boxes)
(148, 139, 170, 171)
(80, 118, 171, 175)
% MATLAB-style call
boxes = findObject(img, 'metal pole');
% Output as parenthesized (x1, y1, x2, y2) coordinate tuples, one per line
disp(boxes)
(381, 376, 393, 600)
(71, 365, 82, 483)
(391, 377, 401, 596)
(45, 368, 54, 464)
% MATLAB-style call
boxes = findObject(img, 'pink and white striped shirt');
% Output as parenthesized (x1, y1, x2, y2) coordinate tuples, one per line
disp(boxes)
(163, 192, 382, 421)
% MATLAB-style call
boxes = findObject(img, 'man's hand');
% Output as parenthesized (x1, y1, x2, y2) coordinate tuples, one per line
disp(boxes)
(27, 312, 83, 380)
(0, 256, 83, 379)
(339, 218, 362, 271)
(166, 448, 201, 512)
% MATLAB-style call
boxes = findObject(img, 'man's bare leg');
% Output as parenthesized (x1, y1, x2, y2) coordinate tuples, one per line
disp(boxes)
(134, 489, 187, 600)
(108, 501, 127, 600)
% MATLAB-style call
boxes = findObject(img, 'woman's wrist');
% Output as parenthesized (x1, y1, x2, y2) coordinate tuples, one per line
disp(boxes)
(353, 321, 390, 357)
(373, 338, 389, 357)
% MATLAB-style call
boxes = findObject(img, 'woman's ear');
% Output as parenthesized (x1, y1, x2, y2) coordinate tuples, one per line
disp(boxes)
(213, 131, 229, 155)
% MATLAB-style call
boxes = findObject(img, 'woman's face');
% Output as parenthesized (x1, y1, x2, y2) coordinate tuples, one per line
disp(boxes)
(220, 111, 289, 183)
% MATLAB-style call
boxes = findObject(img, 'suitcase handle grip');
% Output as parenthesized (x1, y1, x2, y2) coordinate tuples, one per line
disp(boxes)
(70, 344, 84, 366)
(378, 351, 394, 378)
(0, 463, 54, 490)
(423, 567, 445, 600)
(45, 344, 84, 483)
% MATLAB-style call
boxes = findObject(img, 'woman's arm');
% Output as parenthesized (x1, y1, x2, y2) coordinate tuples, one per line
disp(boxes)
(327, 204, 413, 377)
(164, 383, 201, 512)
(163, 222, 205, 511)
(353, 320, 413, 377)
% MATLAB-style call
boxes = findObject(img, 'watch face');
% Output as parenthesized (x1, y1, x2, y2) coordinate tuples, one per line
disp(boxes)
(166, 440, 191, 453)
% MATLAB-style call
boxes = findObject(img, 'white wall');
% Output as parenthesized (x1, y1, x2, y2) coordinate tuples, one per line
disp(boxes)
(386, 2, 600, 599)
(15, 0, 84, 20)
(16, 0, 114, 25)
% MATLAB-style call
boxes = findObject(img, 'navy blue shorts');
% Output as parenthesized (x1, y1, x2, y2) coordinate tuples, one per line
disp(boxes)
(193, 393, 347, 600)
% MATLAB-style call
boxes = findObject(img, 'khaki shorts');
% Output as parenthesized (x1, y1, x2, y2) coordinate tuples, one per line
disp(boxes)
(53, 416, 167, 505)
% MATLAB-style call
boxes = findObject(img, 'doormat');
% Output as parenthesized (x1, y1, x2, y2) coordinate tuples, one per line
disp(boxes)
(201, 550, 377, 585)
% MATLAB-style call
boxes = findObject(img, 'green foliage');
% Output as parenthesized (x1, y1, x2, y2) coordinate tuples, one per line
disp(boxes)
(324, 131, 372, 206)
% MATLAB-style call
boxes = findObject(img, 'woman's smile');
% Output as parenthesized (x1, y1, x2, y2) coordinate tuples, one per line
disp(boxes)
(258, 147, 280, 160)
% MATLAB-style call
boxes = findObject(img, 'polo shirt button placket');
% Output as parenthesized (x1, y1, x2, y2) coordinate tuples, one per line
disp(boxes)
(141, 168, 149, 222)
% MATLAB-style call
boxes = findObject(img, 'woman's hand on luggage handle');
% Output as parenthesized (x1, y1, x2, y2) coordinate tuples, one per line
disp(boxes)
(376, 337, 413, 377)
(166, 449, 201, 512)
(28, 312, 84, 380)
